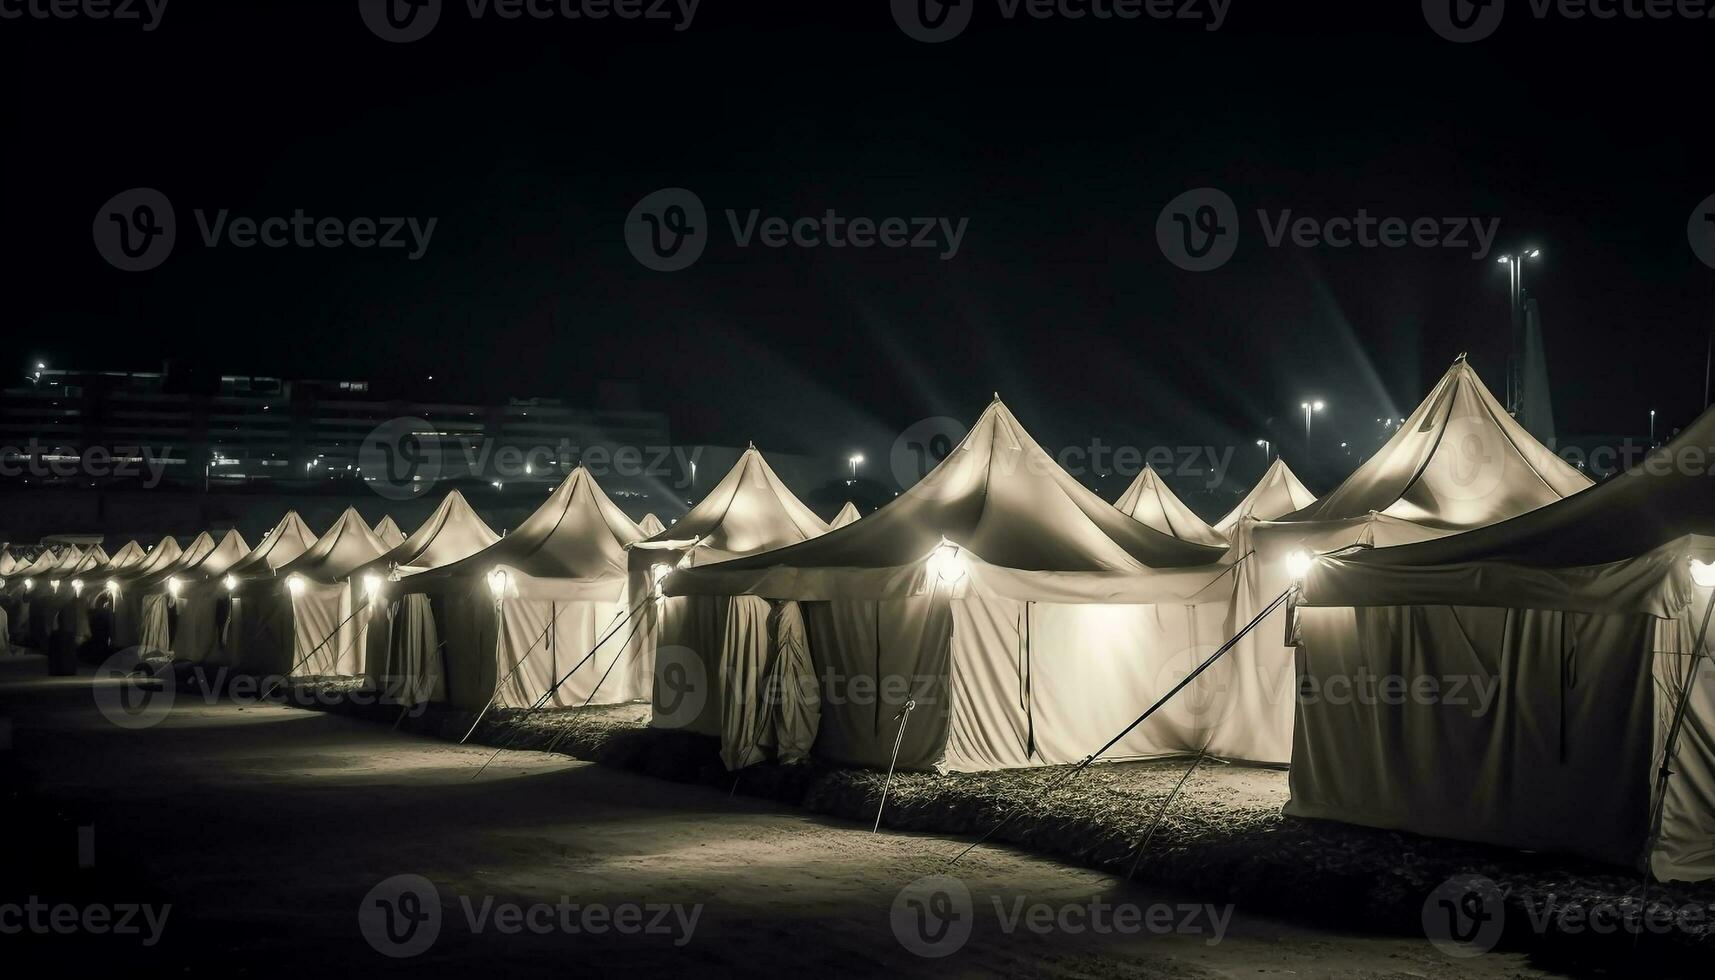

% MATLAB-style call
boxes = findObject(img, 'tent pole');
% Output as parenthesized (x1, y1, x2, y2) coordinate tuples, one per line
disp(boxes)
(946, 586, 1295, 868)
(873, 699, 918, 832)
(255, 600, 370, 703)
(1641, 593, 1715, 882)
(460, 601, 559, 744)
(1125, 743, 1211, 880)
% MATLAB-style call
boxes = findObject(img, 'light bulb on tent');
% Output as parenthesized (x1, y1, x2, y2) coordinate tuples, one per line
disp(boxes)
(224, 574, 239, 592)
(166, 577, 183, 599)
(49, 579, 60, 594)
(1285, 550, 1314, 584)
(651, 563, 673, 599)
(286, 575, 305, 598)
(0, 579, 7, 591)
(363, 574, 383, 602)
(23, 578, 34, 592)
(1691, 559, 1715, 589)
(106, 579, 120, 595)
(927, 541, 968, 585)
(70, 579, 84, 598)
(487, 568, 509, 601)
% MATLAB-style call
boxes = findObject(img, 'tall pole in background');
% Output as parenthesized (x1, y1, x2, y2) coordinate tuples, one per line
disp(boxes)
(1498, 249, 1541, 417)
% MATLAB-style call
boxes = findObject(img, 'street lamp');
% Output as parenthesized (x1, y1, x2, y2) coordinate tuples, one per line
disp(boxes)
(1651, 409, 1658, 446)
(1256, 439, 1271, 461)
(1497, 249, 1543, 414)
(848, 453, 865, 483)
(1301, 400, 1325, 442)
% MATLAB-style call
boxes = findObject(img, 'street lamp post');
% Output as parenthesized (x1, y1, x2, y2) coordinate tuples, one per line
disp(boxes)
(1256, 439, 1271, 461)
(1496, 249, 1542, 415)
(1300, 400, 1325, 443)
(1651, 409, 1658, 446)
(848, 453, 865, 483)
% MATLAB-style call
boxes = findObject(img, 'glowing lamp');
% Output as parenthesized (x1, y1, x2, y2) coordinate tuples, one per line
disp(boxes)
(0, 579, 6, 591)
(286, 575, 305, 598)
(1691, 559, 1715, 590)
(166, 576, 183, 599)
(363, 573, 383, 601)
(49, 579, 60, 594)
(105, 579, 120, 595)
(70, 579, 84, 598)
(1285, 549, 1314, 584)
(224, 574, 239, 592)
(651, 563, 673, 598)
(927, 542, 969, 585)
(486, 569, 509, 601)
(22, 578, 33, 592)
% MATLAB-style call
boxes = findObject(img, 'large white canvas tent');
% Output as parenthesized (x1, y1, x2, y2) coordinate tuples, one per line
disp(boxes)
(186, 512, 319, 667)
(631, 446, 831, 768)
(1214, 458, 1316, 538)
(831, 501, 862, 529)
(5, 548, 62, 640)
(128, 530, 251, 659)
(1114, 468, 1227, 548)
(1297, 410, 1715, 882)
(669, 398, 1233, 773)
(24, 545, 85, 645)
(1211, 357, 1591, 764)
(355, 490, 499, 703)
(237, 508, 388, 679)
(395, 468, 644, 712)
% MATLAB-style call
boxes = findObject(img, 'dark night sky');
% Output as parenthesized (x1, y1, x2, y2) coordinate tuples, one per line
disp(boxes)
(3, 1, 1711, 488)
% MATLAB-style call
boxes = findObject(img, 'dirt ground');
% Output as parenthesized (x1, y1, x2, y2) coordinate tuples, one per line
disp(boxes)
(0, 654, 1602, 977)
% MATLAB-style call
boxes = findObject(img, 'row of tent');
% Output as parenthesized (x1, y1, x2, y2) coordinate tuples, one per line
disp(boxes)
(0, 355, 1708, 883)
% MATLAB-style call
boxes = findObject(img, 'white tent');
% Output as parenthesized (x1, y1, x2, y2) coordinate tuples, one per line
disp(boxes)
(1114, 468, 1227, 548)
(1299, 408, 1715, 881)
(6, 548, 63, 640)
(670, 398, 1232, 773)
(238, 508, 388, 679)
(126, 530, 251, 660)
(354, 490, 499, 703)
(1214, 458, 1316, 537)
(638, 513, 666, 537)
(396, 467, 644, 712)
(1208, 356, 1591, 764)
(187, 512, 319, 668)
(830, 501, 862, 529)
(631, 445, 831, 768)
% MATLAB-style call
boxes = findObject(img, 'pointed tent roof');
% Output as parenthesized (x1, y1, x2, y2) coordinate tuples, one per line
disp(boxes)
(672, 399, 1230, 603)
(373, 515, 407, 549)
(112, 537, 184, 588)
(1114, 468, 1227, 548)
(632, 446, 829, 562)
(225, 511, 320, 581)
(20, 547, 65, 577)
(1281, 357, 1589, 532)
(359, 489, 500, 579)
(67, 544, 113, 577)
(0, 550, 17, 576)
(173, 532, 219, 571)
(277, 507, 389, 584)
(409, 467, 642, 600)
(1216, 459, 1316, 534)
(105, 540, 149, 571)
(638, 513, 666, 537)
(831, 501, 862, 529)
(46, 545, 86, 576)
(175, 529, 252, 583)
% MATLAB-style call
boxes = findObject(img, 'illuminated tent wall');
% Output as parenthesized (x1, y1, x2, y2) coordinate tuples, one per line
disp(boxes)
(24, 545, 85, 647)
(5, 548, 62, 639)
(1114, 467, 1227, 548)
(96, 539, 176, 651)
(396, 468, 644, 712)
(57, 539, 149, 647)
(831, 501, 862, 529)
(373, 515, 407, 549)
(1213, 356, 1591, 764)
(52, 544, 114, 643)
(630, 446, 830, 768)
(235, 508, 387, 679)
(127, 530, 250, 661)
(1213, 458, 1316, 538)
(186, 512, 318, 667)
(638, 513, 666, 537)
(1298, 409, 1715, 881)
(352, 490, 499, 704)
(670, 398, 1231, 773)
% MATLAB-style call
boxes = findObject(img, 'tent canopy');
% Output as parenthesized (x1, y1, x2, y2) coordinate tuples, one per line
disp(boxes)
(175, 529, 252, 583)
(1281, 356, 1590, 532)
(1114, 467, 1226, 548)
(831, 501, 862, 529)
(278, 507, 388, 584)
(632, 446, 828, 563)
(359, 489, 499, 579)
(410, 467, 643, 601)
(104, 540, 149, 571)
(46, 545, 87, 577)
(67, 545, 113, 577)
(373, 515, 407, 549)
(225, 511, 320, 582)
(1305, 403, 1715, 616)
(670, 398, 1230, 603)
(638, 513, 666, 537)
(1215, 458, 1316, 535)
(113, 538, 182, 585)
